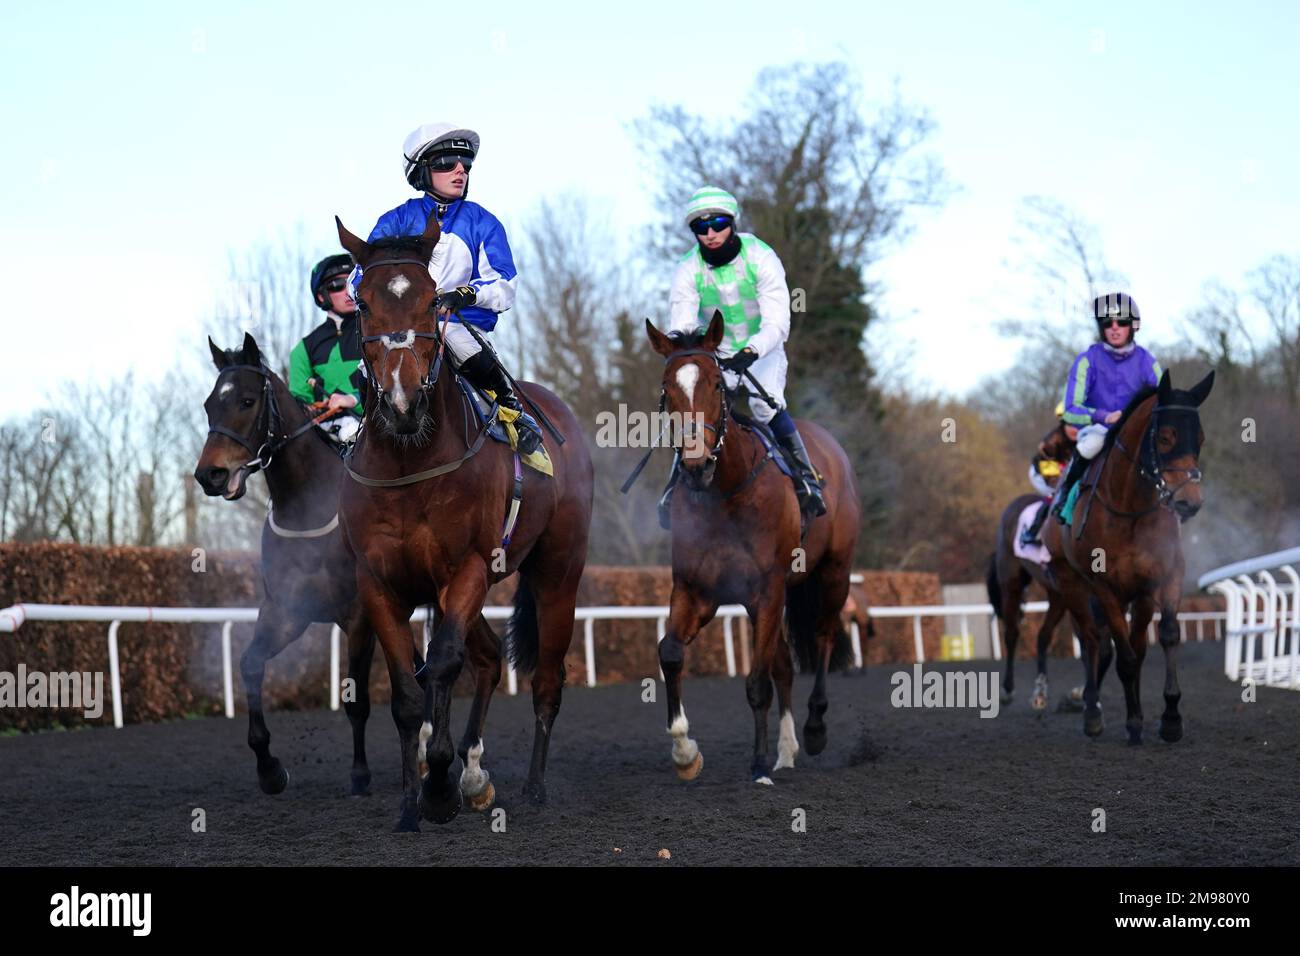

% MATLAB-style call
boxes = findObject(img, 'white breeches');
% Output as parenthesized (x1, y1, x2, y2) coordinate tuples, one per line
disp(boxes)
(1027, 464, 1054, 499)
(443, 320, 485, 363)
(1076, 423, 1108, 459)
(723, 346, 787, 424)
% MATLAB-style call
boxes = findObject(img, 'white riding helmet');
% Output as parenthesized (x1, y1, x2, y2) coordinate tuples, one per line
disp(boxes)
(402, 122, 480, 190)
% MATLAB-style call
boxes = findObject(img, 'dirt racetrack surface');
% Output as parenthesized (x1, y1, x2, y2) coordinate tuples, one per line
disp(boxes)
(1, 641, 1297, 866)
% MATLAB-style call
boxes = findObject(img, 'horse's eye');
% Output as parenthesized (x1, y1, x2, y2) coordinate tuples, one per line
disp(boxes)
(241, 398, 255, 409)
(356, 298, 369, 313)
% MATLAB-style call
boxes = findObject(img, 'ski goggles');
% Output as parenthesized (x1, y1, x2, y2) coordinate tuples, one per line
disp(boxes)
(690, 214, 734, 235)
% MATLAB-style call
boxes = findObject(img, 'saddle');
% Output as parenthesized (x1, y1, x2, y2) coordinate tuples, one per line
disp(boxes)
(455, 377, 553, 477)
(729, 408, 795, 480)
(1060, 456, 1105, 536)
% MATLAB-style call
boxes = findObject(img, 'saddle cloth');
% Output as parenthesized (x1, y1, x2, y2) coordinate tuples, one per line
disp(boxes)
(456, 377, 553, 477)
(1013, 500, 1051, 564)
(728, 410, 794, 479)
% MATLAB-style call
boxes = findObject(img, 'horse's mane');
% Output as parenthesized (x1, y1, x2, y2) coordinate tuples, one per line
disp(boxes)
(666, 328, 715, 352)
(369, 235, 429, 256)
(1101, 384, 1159, 455)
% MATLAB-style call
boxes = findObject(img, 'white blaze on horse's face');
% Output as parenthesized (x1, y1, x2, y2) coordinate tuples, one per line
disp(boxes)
(387, 274, 411, 299)
(674, 361, 711, 463)
(389, 351, 409, 414)
(219, 382, 234, 398)
(675, 363, 699, 409)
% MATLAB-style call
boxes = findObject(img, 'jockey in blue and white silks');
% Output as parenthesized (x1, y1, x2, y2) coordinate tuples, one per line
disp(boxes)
(349, 122, 540, 454)
(1051, 291, 1163, 521)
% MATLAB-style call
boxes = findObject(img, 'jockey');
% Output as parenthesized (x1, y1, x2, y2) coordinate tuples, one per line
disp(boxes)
(349, 121, 541, 455)
(664, 185, 827, 521)
(1018, 401, 1075, 547)
(1050, 291, 1163, 522)
(289, 254, 363, 445)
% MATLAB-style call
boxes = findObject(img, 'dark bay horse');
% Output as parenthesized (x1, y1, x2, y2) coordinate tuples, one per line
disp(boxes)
(1043, 370, 1214, 742)
(194, 334, 379, 796)
(335, 214, 593, 831)
(987, 419, 1076, 710)
(645, 314, 860, 784)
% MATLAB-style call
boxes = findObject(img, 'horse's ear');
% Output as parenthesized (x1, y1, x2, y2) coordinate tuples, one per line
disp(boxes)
(1157, 368, 1172, 402)
(1188, 369, 1215, 406)
(646, 318, 675, 358)
(420, 210, 442, 251)
(242, 332, 261, 365)
(208, 336, 228, 370)
(336, 216, 368, 263)
(703, 310, 725, 351)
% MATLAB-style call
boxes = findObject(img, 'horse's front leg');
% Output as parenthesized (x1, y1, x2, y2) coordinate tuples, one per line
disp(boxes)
(419, 558, 487, 825)
(242, 602, 308, 795)
(457, 615, 502, 811)
(746, 589, 786, 784)
(659, 587, 716, 781)
(339, 601, 376, 795)
(1157, 584, 1184, 742)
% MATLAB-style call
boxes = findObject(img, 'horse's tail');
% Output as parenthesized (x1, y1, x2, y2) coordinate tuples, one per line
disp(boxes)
(505, 575, 540, 674)
(986, 552, 1002, 620)
(787, 576, 852, 673)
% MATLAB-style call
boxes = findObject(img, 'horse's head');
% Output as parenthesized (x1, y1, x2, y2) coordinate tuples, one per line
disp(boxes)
(195, 332, 276, 500)
(336, 214, 442, 438)
(646, 311, 727, 488)
(1150, 369, 1215, 521)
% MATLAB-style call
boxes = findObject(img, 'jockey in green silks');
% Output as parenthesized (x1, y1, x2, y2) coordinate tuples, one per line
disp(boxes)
(662, 185, 827, 524)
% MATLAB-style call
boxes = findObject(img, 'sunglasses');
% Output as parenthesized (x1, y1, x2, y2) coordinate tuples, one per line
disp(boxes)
(1101, 317, 1133, 328)
(423, 152, 474, 173)
(690, 215, 734, 235)
(325, 277, 350, 293)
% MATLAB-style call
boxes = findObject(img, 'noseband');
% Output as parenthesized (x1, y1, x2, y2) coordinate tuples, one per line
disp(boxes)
(206, 364, 282, 474)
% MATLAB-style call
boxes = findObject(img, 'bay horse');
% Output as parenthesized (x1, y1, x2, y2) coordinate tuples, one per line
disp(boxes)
(987, 418, 1076, 710)
(645, 314, 859, 784)
(194, 333, 379, 796)
(335, 213, 593, 831)
(1043, 369, 1214, 742)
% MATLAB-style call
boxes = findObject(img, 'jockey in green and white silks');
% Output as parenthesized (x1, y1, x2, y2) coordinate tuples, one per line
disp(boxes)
(664, 185, 827, 520)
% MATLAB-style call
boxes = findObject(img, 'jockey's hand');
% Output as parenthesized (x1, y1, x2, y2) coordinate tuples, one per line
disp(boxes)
(327, 393, 357, 412)
(1104, 409, 1122, 425)
(435, 285, 476, 316)
(721, 347, 758, 373)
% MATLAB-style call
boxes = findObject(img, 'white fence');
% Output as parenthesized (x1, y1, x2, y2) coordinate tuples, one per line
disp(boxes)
(1199, 546, 1300, 690)
(1, 588, 1224, 729)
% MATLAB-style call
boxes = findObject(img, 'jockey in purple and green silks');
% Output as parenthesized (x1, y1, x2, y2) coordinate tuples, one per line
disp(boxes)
(1051, 292, 1163, 522)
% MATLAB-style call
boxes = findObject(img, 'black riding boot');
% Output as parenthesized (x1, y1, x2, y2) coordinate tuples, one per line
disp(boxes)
(777, 430, 828, 517)
(1019, 500, 1049, 547)
(458, 351, 542, 456)
(1051, 453, 1088, 523)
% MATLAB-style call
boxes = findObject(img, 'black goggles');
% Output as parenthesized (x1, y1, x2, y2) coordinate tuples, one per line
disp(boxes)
(421, 152, 474, 173)
(690, 214, 734, 235)
(324, 277, 350, 293)
(1100, 317, 1133, 328)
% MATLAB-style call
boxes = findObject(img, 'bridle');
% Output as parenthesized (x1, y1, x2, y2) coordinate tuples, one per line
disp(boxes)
(661, 348, 729, 465)
(353, 257, 447, 409)
(1107, 402, 1204, 514)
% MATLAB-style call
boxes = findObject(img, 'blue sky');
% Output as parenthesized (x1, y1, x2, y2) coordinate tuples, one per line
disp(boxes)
(2, 1, 1297, 420)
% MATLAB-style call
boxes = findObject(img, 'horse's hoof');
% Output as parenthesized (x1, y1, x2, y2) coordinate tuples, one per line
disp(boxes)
(466, 782, 496, 812)
(522, 780, 548, 806)
(753, 773, 775, 786)
(350, 770, 371, 797)
(418, 759, 428, 780)
(258, 761, 289, 795)
(803, 723, 827, 757)
(393, 815, 420, 833)
(419, 779, 463, 825)
(1159, 718, 1183, 743)
(1069, 686, 1085, 702)
(999, 688, 1013, 706)
(674, 751, 703, 781)
(1126, 725, 1144, 746)
(1030, 694, 1047, 713)
(1083, 711, 1104, 737)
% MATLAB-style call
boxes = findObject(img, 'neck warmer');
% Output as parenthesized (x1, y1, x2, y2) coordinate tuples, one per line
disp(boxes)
(1102, 339, 1136, 358)
(700, 231, 742, 266)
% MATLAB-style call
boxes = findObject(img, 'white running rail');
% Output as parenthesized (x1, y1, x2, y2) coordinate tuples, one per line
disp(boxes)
(1198, 546, 1300, 690)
